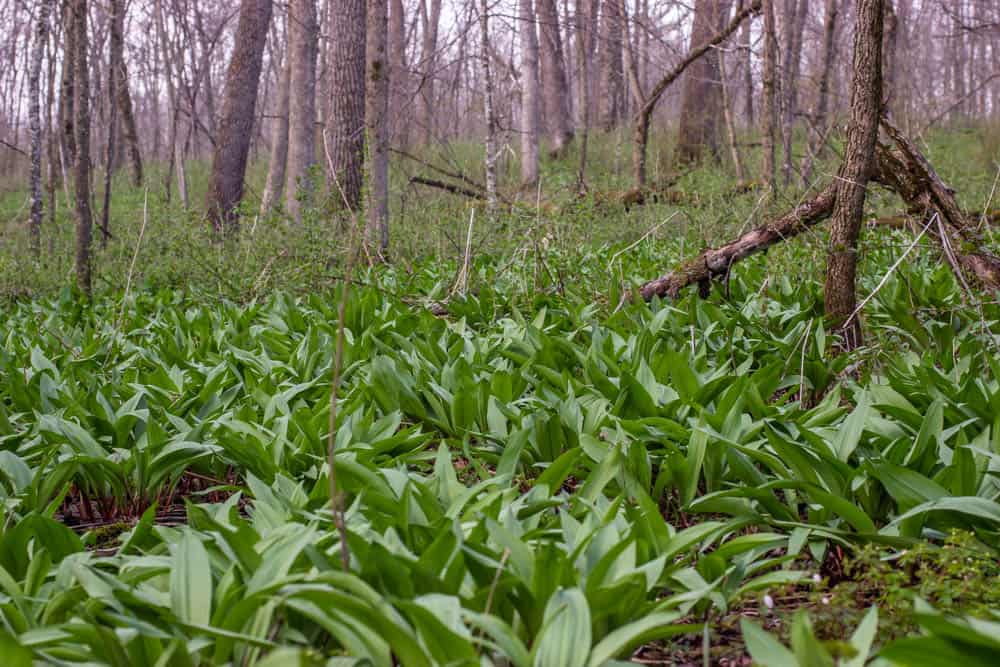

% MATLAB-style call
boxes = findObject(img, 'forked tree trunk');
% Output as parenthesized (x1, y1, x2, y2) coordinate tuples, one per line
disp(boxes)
(29, 0, 52, 256)
(366, 0, 390, 251)
(205, 0, 273, 233)
(823, 0, 883, 350)
(285, 0, 319, 221)
(327, 0, 366, 212)
(519, 0, 540, 187)
(71, 0, 93, 295)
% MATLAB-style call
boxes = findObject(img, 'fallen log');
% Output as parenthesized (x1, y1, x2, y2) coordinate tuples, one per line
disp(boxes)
(873, 118, 1000, 290)
(410, 176, 490, 201)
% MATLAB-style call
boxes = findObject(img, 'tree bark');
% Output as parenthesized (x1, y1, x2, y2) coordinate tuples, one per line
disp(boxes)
(29, 0, 52, 256)
(574, 0, 593, 189)
(761, 0, 778, 192)
(519, 0, 540, 187)
(366, 0, 390, 251)
(261, 40, 291, 217)
(71, 0, 93, 295)
(327, 0, 366, 212)
(823, 0, 883, 350)
(285, 0, 319, 221)
(780, 0, 807, 185)
(389, 0, 409, 146)
(205, 0, 274, 233)
(59, 1, 76, 166)
(740, 13, 753, 125)
(109, 0, 142, 187)
(676, 0, 732, 165)
(598, 0, 624, 130)
(480, 0, 499, 211)
(800, 0, 839, 186)
(537, 0, 574, 156)
(415, 0, 442, 144)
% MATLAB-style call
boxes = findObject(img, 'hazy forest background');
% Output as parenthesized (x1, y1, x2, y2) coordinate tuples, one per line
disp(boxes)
(1, 0, 1000, 665)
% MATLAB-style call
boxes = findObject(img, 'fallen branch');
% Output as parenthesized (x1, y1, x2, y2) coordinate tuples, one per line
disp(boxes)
(639, 182, 837, 300)
(410, 175, 488, 201)
(392, 147, 487, 192)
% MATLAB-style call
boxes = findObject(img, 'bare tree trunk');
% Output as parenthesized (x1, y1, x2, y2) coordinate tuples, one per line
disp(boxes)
(676, 0, 732, 165)
(480, 0, 498, 210)
(800, 0, 838, 185)
(59, 1, 76, 165)
(100, 47, 116, 249)
(415, 0, 442, 144)
(598, 0, 624, 130)
(389, 0, 409, 146)
(261, 43, 291, 216)
(882, 0, 899, 115)
(71, 0, 93, 295)
(761, 0, 778, 191)
(824, 0, 883, 350)
(719, 49, 746, 182)
(327, 0, 366, 212)
(520, 0, 540, 187)
(366, 0, 390, 251)
(285, 0, 319, 221)
(574, 0, 592, 189)
(537, 0, 574, 156)
(205, 0, 274, 233)
(780, 0, 807, 185)
(740, 14, 753, 125)
(109, 0, 142, 187)
(29, 0, 52, 256)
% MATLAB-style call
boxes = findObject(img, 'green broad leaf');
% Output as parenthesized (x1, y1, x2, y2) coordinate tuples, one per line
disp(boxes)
(586, 612, 690, 666)
(741, 619, 797, 667)
(531, 588, 592, 667)
(879, 637, 999, 667)
(835, 391, 870, 462)
(0, 630, 33, 667)
(843, 606, 878, 667)
(171, 530, 213, 626)
(868, 462, 948, 511)
(790, 611, 834, 667)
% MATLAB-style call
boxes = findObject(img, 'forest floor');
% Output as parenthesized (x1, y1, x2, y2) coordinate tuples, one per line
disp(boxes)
(0, 126, 999, 664)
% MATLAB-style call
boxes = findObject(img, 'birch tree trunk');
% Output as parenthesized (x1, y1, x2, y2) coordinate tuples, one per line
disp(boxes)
(327, 0, 366, 212)
(366, 0, 390, 251)
(519, 0, 540, 187)
(29, 0, 52, 255)
(205, 0, 273, 233)
(824, 0, 884, 350)
(285, 0, 319, 221)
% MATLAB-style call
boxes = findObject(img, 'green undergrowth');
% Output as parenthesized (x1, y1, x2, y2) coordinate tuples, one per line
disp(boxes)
(0, 126, 998, 665)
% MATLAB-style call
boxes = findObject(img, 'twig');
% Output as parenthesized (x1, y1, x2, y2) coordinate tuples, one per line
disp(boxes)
(328, 220, 362, 572)
(844, 213, 937, 328)
(115, 189, 149, 333)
